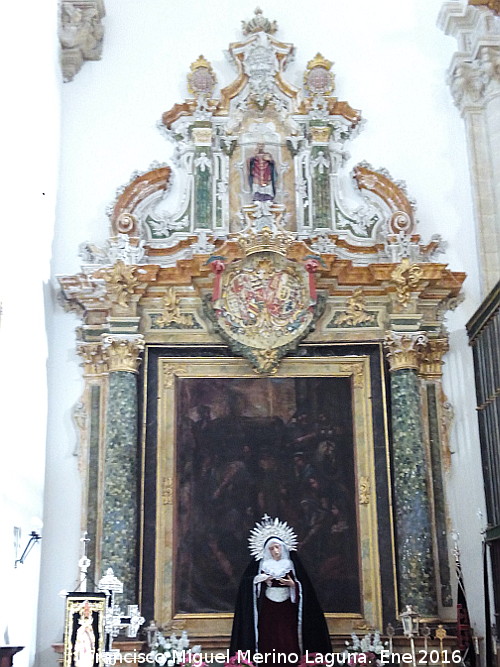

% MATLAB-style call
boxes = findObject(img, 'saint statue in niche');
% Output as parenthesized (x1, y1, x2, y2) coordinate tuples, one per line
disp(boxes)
(248, 144, 276, 201)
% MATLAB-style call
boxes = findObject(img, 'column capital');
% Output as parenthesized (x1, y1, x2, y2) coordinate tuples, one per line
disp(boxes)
(384, 331, 428, 371)
(102, 334, 145, 373)
(419, 338, 450, 379)
(77, 341, 108, 376)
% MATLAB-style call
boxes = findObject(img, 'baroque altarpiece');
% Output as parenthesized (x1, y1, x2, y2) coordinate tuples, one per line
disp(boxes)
(59, 10, 465, 644)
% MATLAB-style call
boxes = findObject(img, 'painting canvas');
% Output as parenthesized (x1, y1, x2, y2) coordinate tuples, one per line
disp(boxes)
(174, 375, 360, 615)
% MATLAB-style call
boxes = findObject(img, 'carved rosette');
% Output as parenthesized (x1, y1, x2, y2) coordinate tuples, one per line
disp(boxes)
(77, 342, 108, 376)
(419, 338, 450, 379)
(384, 331, 428, 371)
(102, 335, 145, 373)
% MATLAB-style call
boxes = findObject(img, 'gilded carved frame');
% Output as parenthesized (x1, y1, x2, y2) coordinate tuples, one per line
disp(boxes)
(152, 355, 384, 638)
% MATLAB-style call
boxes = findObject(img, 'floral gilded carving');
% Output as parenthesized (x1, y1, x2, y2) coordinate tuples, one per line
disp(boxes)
(390, 258, 424, 310)
(384, 331, 428, 371)
(328, 289, 378, 328)
(100, 260, 141, 310)
(102, 335, 145, 373)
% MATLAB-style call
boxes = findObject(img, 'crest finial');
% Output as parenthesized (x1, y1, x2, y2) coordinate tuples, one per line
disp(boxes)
(242, 8, 278, 35)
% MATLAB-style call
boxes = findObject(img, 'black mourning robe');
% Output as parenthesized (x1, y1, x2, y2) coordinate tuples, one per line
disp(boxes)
(229, 552, 332, 658)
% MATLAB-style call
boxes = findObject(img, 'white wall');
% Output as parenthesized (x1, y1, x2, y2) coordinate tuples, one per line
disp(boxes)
(35, 0, 486, 664)
(0, 2, 61, 667)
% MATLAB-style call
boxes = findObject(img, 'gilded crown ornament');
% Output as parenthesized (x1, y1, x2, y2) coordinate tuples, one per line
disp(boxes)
(187, 55, 216, 98)
(237, 202, 295, 256)
(248, 515, 298, 560)
(304, 53, 335, 95)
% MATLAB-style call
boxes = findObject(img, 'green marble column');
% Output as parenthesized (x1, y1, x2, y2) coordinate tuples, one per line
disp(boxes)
(101, 335, 144, 605)
(385, 331, 438, 616)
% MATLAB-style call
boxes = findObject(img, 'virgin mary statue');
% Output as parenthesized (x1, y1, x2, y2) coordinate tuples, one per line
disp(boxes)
(230, 515, 331, 661)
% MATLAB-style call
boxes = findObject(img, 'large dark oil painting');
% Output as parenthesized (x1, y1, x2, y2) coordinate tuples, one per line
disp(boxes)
(174, 375, 360, 616)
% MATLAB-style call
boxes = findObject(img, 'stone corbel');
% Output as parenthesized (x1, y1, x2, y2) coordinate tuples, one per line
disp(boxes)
(60, 0, 106, 82)
(102, 334, 145, 374)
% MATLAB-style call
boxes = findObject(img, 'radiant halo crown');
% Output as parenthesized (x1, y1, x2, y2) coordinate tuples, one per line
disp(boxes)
(248, 514, 298, 560)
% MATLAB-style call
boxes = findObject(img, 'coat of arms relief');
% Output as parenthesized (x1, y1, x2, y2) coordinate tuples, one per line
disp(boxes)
(63, 8, 458, 374)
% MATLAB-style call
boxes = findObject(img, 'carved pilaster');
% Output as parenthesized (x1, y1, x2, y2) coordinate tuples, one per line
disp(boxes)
(59, 0, 105, 82)
(419, 338, 450, 379)
(384, 331, 428, 371)
(439, 3, 500, 294)
(102, 335, 145, 373)
(77, 342, 108, 376)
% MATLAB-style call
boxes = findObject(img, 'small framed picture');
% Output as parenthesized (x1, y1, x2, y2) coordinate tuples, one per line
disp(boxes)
(63, 592, 107, 667)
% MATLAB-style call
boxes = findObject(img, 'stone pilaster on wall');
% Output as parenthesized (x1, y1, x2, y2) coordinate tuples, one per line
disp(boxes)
(385, 332, 438, 616)
(75, 341, 109, 585)
(439, 2, 500, 294)
(59, 0, 106, 82)
(101, 334, 144, 605)
(419, 338, 453, 610)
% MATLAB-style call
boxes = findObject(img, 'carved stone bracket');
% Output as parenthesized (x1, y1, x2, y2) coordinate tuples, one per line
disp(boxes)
(102, 335, 145, 373)
(384, 331, 428, 371)
(59, 0, 105, 82)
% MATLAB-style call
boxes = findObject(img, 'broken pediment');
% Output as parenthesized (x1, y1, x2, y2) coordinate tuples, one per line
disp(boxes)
(83, 7, 436, 271)
(59, 8, 464, 375)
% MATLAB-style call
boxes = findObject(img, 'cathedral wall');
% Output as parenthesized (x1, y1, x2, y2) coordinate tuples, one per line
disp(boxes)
(35, 0, 487, 665)
(0, 2, 61, 667)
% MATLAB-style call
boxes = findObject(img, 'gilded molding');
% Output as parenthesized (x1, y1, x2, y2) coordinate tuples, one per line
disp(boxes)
(162, 477, 174, 506)
(162, 364, 188, 390)
(77, 342, 108, 376)
(439, 388, 454, 472)
(102, 334, 145, 373)
(419, 338, 450, 379)
(59, 0, 105, 83)
(384, 331, 428, 371)
(359, 476, 370, 504)
(390, 258, 424, 310)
